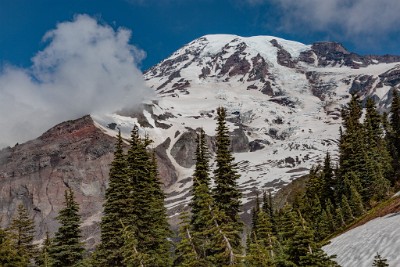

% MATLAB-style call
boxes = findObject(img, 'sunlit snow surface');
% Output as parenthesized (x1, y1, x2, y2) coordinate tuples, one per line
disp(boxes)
(324, 213, 400, 267)
(94, 34, 399, 212)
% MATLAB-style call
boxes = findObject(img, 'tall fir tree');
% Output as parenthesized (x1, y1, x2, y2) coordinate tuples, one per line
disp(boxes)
(36, 232, 52, 267)
(388, 89, 400, 184)
(338, 94, 366, 191)
(96, 130, 132, 266)
(126, 126, 172, 266)
(174, 211, 207, 267)
(49, 189, 84, 267)
(0, 224, 25, 266)
(321, 152, 335, 204)
(246, 206, 276, 267)
(190, 129, 212, 231)
(212, 107, 243, 252)
(8, 203, 37, 266)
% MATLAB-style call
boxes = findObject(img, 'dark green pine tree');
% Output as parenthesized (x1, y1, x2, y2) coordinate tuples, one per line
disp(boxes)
(49, 189, 84, 267)
(338, 94, 366, 190)
(212, 107, 242, 249)
(246, 209, 276, 266)
(281, 208, 338, 267)
(120, 222, 148, 267)
(35, 231, 52, 267)
(372, 252, 389, 267)
(340, 195, 354, 224)
(389, 89, 400, 181)
(0, 224, 25, 266)
(96, 130, 132, 266)
(174, 211, 207, 267)
(248, 193, 261, 245)
(190, 128, 211, 233)
(321, 152, 335, 204)
(205, 205, 242, 266)
(127, 126, 172, 266)
(363, 98, 392, 201)
(8, 203, 37, 266)
(349, 184, 364, 217)
(262, 191, 277, 235)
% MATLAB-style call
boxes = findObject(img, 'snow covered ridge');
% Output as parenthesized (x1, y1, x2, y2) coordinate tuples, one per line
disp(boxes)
(324, 212, 400, 267)
(95, 34, 400, 217)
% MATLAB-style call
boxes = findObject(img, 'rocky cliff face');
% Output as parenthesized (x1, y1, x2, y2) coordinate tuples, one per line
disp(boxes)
(0, 116, 114, 246)
(0, 115, 175, 247)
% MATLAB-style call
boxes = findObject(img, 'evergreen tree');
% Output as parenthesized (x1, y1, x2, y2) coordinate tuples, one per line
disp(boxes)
(321, 152, 335, 204)
(246, 210, 276, 266)
(340, 196, 353, 224)
(0, 224, 25, 266)
(36, 232, 52, 267)
(388, 89, 400, 183)
(190, 129, 211, 234)
(120, 222, 148, 267)
(205, 206, 242, 266)
(174, 212, 207, 267)
(127, 126, 172, 266)
(96, 130, 132, 266)
(338, 95, 366, 191)
(49, 189, 84, 267)
(212, 107, 243, 251)
(8, 203, 37, 265)
(349, 184, 364, 217)
(372, 252, 389, 267)
(213, 107, 242, 221)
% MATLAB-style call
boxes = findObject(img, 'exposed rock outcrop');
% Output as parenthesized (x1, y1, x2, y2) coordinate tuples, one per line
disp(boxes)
(0, 115, 176, 248)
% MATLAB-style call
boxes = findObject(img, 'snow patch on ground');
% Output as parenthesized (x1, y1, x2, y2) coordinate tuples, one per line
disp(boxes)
(324, 213, 400, 267)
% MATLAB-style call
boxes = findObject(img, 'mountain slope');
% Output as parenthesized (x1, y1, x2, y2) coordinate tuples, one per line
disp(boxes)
(2, 34, 400, 247)
(324, 197, 400, 266)
(96, 34, 400, 216)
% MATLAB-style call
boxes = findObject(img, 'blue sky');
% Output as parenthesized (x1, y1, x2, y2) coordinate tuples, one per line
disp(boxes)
(1, 0, 400, 70)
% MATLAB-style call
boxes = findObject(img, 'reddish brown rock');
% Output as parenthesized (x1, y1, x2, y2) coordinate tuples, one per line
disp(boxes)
(0, 115, 176, 248)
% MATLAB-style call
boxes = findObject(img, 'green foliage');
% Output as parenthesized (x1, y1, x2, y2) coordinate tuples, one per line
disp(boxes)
(49, 189, 84, 267)
(127, 126, 172, 266)
(35, 232, 52, 267)
(0, 225, 25, 267)
(213, 107, 242, 224)
(8, 203, 37, 265)
(174, 212, 207, 267)
(246, 210, 276, 266)
(98, 127, 172, 266)
(340, 196, 353, 224)
(96, 130, 132, 266)
(120, 222, 148, 267)
(190, 129, 212, 234)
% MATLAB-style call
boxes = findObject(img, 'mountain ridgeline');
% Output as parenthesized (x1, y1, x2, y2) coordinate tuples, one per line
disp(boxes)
(1, 34, 400, 265)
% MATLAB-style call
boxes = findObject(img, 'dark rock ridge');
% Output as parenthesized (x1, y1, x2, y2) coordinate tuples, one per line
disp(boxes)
(300, 41, 400, 68)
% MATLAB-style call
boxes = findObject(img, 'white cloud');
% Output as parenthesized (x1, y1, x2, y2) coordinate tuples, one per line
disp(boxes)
(0, 14, 153, 147)
(254, 0, 400, 38)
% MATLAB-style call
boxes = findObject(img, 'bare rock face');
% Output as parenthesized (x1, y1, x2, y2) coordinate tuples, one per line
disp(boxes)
(0, 115, 176, 248)
(0, 115, 115, 247)
(379, 66, 400, 87)
(270, 39, 296, 68)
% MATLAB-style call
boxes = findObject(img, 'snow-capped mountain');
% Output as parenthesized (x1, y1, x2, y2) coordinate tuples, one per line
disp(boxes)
(2, 34, 400, 246)
(95, 34, 400, 217)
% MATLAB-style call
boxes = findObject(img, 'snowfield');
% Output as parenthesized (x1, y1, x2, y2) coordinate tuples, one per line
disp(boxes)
(94, 34, 400, 213)
(324, 213, 400, 267)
